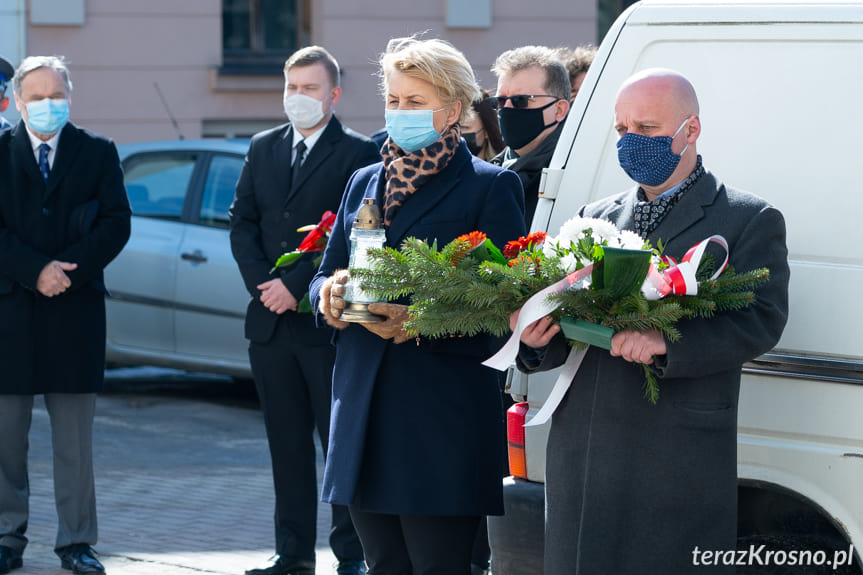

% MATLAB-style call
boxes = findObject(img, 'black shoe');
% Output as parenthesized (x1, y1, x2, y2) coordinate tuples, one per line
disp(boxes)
(57, 544, 105, 574)
(0, 546, 23, 574)
(244, 555, 315, 575)
(336, 560, 367, 575)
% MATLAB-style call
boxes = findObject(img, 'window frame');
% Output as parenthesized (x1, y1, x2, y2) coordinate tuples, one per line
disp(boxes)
(121, 151, 204, 223)
(221, 0, 311, 75)
(195, 152, 245, 230)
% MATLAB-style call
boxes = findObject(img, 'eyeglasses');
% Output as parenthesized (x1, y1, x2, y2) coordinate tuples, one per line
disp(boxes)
(488, 94, 557, 109)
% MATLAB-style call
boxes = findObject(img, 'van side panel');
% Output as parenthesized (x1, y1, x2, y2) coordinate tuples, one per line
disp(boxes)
(515, 10, 863, 569)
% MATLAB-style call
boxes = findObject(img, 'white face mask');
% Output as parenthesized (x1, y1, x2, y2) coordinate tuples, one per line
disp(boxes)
(283, 93, 325, 129)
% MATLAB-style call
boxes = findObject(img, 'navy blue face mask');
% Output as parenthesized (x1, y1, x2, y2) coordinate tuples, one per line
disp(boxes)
(616, 118, 690, 187)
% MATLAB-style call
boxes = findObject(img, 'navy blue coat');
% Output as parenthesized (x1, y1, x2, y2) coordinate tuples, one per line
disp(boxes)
(0, 121, 131, 394)
(310, 142, 525, 516)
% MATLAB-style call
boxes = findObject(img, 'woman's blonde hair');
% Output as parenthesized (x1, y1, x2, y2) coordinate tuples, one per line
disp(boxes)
(379, 36, 480, 125)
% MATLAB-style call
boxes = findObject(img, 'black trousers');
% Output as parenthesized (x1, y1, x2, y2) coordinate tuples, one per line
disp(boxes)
(349, 508, 480, 575)
(249, 317, 363, 563)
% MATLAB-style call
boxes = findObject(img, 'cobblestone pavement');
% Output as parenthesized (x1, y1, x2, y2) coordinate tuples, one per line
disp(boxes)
(15, 368, 339, 575)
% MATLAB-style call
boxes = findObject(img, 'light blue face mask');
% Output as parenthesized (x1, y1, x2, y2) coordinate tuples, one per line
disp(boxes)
(25, 98, 70, 135)
(384, 108, 444, 153)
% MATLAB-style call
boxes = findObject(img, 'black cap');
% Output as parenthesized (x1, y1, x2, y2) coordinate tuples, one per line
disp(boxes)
(0, 56, 14, 87)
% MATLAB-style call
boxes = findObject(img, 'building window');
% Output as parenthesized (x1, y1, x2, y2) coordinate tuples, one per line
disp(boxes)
(222, 0, 311, 74)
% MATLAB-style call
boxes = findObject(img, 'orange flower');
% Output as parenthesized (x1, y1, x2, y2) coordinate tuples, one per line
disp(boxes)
(503, 240, 523, 259)
(449, 231, 488, 266)
(456, 231, 487, 248)
(503, 231, 547, 260)
(524, 231, 547, 249)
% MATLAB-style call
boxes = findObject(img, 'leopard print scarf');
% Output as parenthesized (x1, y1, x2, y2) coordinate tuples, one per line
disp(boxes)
(381, 124, 461, 226)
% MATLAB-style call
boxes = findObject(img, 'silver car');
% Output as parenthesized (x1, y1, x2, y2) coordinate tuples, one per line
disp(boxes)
(105, 139, 253, 378)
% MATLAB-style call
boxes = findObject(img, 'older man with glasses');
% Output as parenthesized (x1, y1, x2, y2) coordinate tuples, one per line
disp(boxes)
(489, 45, 571, 228)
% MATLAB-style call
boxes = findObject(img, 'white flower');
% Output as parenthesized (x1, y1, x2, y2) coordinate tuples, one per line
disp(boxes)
(556, 216, 621, 247)
(559, 253, 580, 273)
(616, 229, 646, 250)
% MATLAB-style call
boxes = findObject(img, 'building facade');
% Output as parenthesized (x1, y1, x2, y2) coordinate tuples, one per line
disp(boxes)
(3, 0, 607, 143)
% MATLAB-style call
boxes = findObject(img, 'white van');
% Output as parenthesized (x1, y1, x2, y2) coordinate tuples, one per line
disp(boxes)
(488, 1, 863, 573)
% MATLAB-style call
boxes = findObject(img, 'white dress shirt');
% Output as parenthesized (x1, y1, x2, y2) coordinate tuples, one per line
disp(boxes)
(24, 125, 62, 169)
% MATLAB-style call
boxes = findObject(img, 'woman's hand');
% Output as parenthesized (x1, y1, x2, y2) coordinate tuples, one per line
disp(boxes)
(318, 270, 351, 329)
(365, 302, 411, 344)
(510, 309, 560, 349)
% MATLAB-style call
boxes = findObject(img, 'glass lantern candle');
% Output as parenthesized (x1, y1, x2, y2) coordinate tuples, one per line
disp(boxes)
(341, 198, 387, 323)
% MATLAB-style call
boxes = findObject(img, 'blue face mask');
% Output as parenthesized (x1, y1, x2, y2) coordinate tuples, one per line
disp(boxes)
(384, 108, 444, 153)
(25, 98, 70, 136)
(617, 118, 690, 187)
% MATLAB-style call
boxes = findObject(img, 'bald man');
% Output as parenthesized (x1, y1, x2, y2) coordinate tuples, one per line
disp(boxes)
(516, 68, 790, 574)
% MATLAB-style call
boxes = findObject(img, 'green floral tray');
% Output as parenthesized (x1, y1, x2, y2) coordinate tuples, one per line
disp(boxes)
(559, 317, 614, 350)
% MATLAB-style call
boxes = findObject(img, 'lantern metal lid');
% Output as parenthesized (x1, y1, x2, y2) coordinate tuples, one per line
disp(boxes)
(353, 198, 382, 230)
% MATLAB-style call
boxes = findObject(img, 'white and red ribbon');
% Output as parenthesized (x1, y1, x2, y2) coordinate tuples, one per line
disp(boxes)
(641, 235, 729, 300)
(482, 265, 593, 371)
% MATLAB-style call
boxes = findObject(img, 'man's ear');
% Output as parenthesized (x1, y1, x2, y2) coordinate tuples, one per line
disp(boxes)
(0, 97, 8, 113)
(685, 114, 701, 143)
(554, 98, 570, 122)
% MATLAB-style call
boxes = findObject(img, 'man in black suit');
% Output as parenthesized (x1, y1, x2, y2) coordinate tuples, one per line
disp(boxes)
(229, 46, 379, 575)
(0, 56, 131, 575)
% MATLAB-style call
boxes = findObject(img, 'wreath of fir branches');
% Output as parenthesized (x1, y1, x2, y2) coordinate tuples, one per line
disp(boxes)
(351, 233, 770, 403)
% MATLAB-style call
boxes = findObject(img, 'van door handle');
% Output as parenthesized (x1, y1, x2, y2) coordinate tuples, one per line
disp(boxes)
(180, 250, 208, 263)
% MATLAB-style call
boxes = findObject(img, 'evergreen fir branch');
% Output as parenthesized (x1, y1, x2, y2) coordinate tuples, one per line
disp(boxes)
(642, 366, 660, 404)
(709, 290, 757, 312)
(606, 303, 685, 341)
(671, 295, 717, 319)
(406, 301, 512, 338)
(710, 266, 770, 292)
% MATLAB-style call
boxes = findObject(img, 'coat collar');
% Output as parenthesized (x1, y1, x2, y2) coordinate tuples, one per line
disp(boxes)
(646, 170, 720, 249)
(593, 170, 721, 252)
(9, 121, 83, 200)
(45, 123, 82, 199)
(10, 120, 42, 186)
(381, 142, 472, 248)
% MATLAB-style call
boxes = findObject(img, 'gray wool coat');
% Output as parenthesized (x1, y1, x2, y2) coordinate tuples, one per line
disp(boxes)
(519, 170, 790, 575)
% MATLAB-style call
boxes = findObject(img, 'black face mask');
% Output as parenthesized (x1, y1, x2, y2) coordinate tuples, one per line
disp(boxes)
(498, 99, 559, 150)
(463, 132, 483, 156)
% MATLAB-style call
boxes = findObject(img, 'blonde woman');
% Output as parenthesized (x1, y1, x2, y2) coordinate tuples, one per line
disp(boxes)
(310, 37, 525, 573)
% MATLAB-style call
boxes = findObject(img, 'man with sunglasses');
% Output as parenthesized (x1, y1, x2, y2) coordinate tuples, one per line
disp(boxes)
(490, 45, 571, 227)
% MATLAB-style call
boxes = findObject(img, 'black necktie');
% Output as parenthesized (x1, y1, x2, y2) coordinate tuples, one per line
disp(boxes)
(291, 140, 307, 187)
(38, 143, 51, 183)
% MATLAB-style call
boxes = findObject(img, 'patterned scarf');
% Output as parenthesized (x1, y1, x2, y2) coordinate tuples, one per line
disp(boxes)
(633, 155, 705, 238)
(381, 124, 461, 226)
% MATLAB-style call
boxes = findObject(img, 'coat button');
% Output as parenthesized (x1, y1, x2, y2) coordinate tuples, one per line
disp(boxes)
(283, 210, 291, 219)
(280, 241, 288, 248)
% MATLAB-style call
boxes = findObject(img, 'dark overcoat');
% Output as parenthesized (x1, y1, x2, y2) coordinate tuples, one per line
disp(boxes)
(309, 143, 526, 516)
(0, 121, 131, 394)
(230, 116, 380, 344)
(521, 170, 790, 575)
